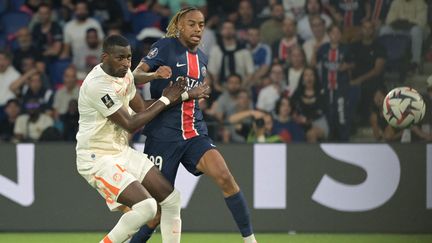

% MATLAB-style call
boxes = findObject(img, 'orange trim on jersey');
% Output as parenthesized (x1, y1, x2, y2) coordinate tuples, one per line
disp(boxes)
(115, 164, 126, 173)
(102, 235, 113, 243)
(95, 176, 120, 196)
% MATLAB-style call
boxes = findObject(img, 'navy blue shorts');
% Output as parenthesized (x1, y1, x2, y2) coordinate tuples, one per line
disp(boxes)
(144, 135, 216, 185)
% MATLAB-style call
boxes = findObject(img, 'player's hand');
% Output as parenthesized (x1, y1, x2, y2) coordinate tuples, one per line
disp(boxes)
(188, 83, 210, 99)
(155, 66, 172, 79)
(162, 80, 186, 103)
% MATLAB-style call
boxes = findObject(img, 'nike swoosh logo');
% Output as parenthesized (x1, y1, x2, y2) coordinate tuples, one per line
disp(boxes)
(176, 62, 186, 67)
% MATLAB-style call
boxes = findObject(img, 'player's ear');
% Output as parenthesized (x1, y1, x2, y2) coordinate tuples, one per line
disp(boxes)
(101, 52, 108, 62)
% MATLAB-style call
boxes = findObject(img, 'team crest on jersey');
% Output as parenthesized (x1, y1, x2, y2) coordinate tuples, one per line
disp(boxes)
(146, 47, 158, 59)
(201, 66, 207, 77)
(101, 94, 115, 108)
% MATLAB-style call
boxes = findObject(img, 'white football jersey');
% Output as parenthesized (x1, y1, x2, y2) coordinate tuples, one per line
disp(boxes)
(76, 64, 136, 167)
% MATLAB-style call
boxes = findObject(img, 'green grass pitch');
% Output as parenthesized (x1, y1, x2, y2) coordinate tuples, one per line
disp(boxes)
(1, 233, 432, 243)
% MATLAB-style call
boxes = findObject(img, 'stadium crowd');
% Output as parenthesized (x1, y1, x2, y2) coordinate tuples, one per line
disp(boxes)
(0, 0, 431, 143)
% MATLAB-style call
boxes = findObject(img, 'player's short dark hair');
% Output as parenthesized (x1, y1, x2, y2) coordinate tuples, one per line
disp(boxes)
(103, 34, 130, 54)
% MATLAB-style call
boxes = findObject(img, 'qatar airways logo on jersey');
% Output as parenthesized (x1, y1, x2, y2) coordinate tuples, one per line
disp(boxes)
(176, 76, 200, 91)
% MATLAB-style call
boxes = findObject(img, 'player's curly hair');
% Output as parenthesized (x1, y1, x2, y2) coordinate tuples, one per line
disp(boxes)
(165, 7, 199, 38)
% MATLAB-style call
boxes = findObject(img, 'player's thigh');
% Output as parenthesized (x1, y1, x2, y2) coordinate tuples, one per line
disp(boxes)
(144, 139, 184, 185)
(196, 148, 231, 180)
(181, 136, 216, 176)
(90, 157, 145, 210)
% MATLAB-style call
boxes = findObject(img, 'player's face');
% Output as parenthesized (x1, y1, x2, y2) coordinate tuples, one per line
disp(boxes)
(105, 46, 132, 78)
(179, 10, 205, 47)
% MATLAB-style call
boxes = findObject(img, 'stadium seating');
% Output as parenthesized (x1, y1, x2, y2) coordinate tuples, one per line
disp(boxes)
(0, 10, 30, 36)
(48, 59, 72, 89)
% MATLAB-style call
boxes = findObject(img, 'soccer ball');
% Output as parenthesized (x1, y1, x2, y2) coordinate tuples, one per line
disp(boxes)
(382, 87, 426, 129)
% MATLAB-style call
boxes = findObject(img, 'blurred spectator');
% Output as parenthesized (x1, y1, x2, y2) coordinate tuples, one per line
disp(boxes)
(260, 3, 285, 45)
(226, 89, 255, 142)
(247, 111, 283, 143)
(10, 60, 49, 97)
(60, 99, 79, 141)
(235, 0, 260, 43)
(210, 73, 243, 122)
(286, 46, 306, 96)
(20, 0, 41, 16)
(200, 15, 218, 56)
(303, 15, 330, 64)
(12, 27, 43, 72)
(313, 25, 354, 141)
(282, 0, 306, 21)
(53, 66, 79, 117)
(88, 0, 124, 29)
(0, 51, 20, 108)
(157, 0, 207, 18)
(291, 67, 328, 142)
(370, 0, 393, 28)
(256, 63, 285, 112)
(208, 21, 254, 92)
(327, 0, 371, 42)
(379, 0, 428, 71)
(350, 20, 386, 124)
(21, 72, 54, 112)
(61, 0, 104, 59)
(272, 17, 302, 64)
(73, 28, 102, 80)
(56, 0, 74, 27)
(297, 0, 332, 41)
(246, 26, 272, 85)
(13, 98, 54, 142)
(0, 99, 21, 142)
(369, 87, 402, 142)
(271, 96, 305, 142)
(32, 3, 63, 62)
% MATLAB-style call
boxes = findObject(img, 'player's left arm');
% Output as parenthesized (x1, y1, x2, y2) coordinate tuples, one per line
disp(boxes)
(133, 61, 172, 85)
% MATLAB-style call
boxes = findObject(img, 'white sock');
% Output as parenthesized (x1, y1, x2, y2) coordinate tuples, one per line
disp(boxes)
(160, 189, 182, 243)
(100, 198, 157, 243)
(244, 234, 257, 243)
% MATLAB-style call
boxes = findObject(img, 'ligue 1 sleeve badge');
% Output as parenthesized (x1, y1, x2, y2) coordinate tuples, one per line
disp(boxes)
(146, 47, 158, 59)
(201, 66, 207, 77)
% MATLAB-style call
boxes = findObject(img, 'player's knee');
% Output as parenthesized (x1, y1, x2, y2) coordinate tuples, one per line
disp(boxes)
(216, 169, 234, 188)
(133, 198, 158, 222)
(161, 189, 181, 207)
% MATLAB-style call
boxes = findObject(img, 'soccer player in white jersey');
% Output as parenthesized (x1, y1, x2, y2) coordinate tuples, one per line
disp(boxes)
(76, 34, 187, 243)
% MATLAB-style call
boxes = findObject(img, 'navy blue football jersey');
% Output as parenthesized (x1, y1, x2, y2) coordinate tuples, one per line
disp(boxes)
(141, 37, 209, 142)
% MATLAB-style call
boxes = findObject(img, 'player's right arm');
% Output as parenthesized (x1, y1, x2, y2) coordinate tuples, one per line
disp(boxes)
(108, 81, 186, 133)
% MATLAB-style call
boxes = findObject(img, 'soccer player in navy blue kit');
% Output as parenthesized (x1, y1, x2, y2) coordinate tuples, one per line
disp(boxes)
(131, 7, 258, 243)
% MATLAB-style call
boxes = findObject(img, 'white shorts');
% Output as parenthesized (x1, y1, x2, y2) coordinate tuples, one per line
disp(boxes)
(77, 147, 154, 211)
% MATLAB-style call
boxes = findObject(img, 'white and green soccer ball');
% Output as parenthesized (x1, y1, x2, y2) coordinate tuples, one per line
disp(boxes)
(382, 87, 426, 129)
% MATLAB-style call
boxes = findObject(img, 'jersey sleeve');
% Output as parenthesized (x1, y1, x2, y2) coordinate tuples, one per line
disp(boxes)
(86, 80, 123, 117)
(142, 39, 169, 71)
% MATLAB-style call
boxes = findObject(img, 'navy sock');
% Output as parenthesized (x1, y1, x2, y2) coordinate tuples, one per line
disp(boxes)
(224, 191, 253, 237)
(130, 225, 155, 243)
